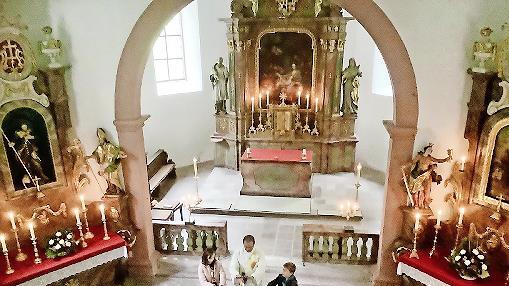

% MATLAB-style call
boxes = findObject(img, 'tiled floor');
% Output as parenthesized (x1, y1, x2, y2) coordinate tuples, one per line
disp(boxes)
(147, 162, 384, 285)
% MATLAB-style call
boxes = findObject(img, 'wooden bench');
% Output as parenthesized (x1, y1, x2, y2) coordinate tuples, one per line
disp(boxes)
(146, 149, 176, 199)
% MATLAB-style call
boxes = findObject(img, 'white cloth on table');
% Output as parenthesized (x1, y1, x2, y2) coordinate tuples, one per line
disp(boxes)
(229, 247, 266, 286)
(397, 262, 450, 286)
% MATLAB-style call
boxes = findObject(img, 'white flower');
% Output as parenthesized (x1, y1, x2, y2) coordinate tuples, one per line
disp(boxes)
(67, 234, 73, 239)
(65, 241, 71, 247)
(459, 249, 466, 255)
(464, 260, 471, 266)
(54, 244, 61, 250)
(49, 239, 54, 245)
(455, 256, 461, 261)
(482, 264, 487, 271)
(59, 239, 65, 245)
(472, 249, 479, 255)
(55, 232, 62, 237)
(478, 254, 484, 260)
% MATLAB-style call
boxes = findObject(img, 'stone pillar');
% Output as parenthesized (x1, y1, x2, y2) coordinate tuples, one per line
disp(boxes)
(373, 120, 416, 286)
(114, 115, 159, 275)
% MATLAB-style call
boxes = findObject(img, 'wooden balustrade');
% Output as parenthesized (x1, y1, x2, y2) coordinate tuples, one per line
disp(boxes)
(153, 220, 229, 256)
(302, 224, 379, 265)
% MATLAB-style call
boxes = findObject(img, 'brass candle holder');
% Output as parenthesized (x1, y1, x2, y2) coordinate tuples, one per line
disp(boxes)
(3, 250, 14, 274)
(31, 237, 42, 264)
(102, 218, 110, 241)
(76, 222, 88, 248)
(82, 209, 94, 240)
(451, 223, 463, 256)
(12, 229, 27, 262)
(249, 111, 256, 134)
(256, 112, 265, 132)
(410, 225, 420, 259)
(303, 113, 311, 133)
(311, 119, 319, 136)
(429, 225, 441, 257)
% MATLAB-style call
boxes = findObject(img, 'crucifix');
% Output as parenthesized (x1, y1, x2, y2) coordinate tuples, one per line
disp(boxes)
(279, 91, 287, 106)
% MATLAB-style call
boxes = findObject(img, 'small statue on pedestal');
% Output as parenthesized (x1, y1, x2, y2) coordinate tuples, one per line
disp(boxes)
(402, 143, 452, 209)
(210, 57, 229, 114)
(39, 26, 62, 69)
(472, 27, 496, 73)
(341, 58, 362, 115)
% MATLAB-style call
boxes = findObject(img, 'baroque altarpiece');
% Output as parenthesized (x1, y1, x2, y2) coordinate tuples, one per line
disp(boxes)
(212, 0, 359, 173)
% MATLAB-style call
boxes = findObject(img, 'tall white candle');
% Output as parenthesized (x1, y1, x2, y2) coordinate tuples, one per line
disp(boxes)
(414, 213, 420, 231)
(193, 157, 198, 177)
(460, 156, 466, 172)
(436, 210, 442, 227)
(28, 222, 35, 240)
(356, 163, 362, 184)
(251, 96, 254, 113)
(74, 208, 81, 225)
(79, 195, 86, 211)
(266, 90, 270, 107)
(0, 235, 6, 252)
(99, 204, 106, 221)
(297, 89, 302, 106)
(258, 93, 262, 109)
(302, 149, 307, 157)
(315, 97, 318, 113)
(306, 94, 310, 110)
(458, 207, 465, 225)
(8, 212, 16, 230)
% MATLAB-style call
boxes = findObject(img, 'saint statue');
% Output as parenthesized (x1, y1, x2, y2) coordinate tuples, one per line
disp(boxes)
(472, 27, 496, 73)
(87, 128, 126, 195)
(403, 143, 452, 209)
(14, 124, 49, 187)
(210, 57, 229, 114)
(67, 138, 91, 192)
(341, 58, 362, 115)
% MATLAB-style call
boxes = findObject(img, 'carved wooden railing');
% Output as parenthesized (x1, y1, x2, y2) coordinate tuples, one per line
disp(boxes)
(153, 220, 228, 256)
(302, 224, 379, 265)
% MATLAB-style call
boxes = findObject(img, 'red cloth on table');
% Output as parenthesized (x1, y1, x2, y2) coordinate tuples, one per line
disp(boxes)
(241, 148, 312, 163)
(0, 226, 126, 286)
(398, 248, 507, 286)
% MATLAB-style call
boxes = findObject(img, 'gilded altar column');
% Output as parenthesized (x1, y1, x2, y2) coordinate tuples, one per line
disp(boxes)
(373, 121, 416, 286)
(114, 115, 159, 275)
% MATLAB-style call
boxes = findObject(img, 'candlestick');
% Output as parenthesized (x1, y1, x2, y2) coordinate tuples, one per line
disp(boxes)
(302, 149, 307, 160)
(102, 218, 110, 241)
(246, 147, 251, 158)
(458, 207, 465, 225)
(1, 235, 14, 275)
(303, 112, 310, 133)
(28, 222, 35, 241)
(249, 97, 256, 134)
(315, 97, 318, 113)
(436, 209, 442, 227)
(82, 207, 94, 240)
(193, 157, 198, 178)
(28, 223, 42, 264)
(460, 156, 466, 172)
(76, 220, 88, 248)
(354, 182, 361, 204)
(251, 96, 254, 113)
(257, 110, 265, 132)
(410, 212, 420, 259)
(7, 212, 16, 231)
(429, 224, 441, 257)
(74, 208, 81, 225)
(311, 119, 319, 136)
(306, 93, 310, 110)
(79, 195, 86, 211)
(451, 223, 464, 257)
(12, 228, 26, 261)
(99, 204, 106, 221)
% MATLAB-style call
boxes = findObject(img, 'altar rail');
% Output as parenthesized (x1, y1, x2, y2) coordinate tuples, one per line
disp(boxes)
(302, 224, 379, 265)
(153, 220, 228, 256)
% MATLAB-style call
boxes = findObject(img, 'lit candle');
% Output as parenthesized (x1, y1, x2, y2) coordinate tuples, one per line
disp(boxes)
(74, 208, 81, 225)
(7, 212, 16, 230)
(79, 195, 86, 211)
(193, 157, 198, 178)
(306, 93, 310, 110)
(346, 201, 351, 212)
(28, 222, 35, 240)
(297, 89, 302, 106)
(436, 210, 442, 227)
(414, 212, 420, 231)
(340, 203, 344, 215)
(356, 163, 362, 184)
(99, 204, 106, 221)
(0, 235, 6, 252)
(315, 97, 318, 113)
(251, 96, 255, 113)
(258, 93, 262, 109)
(460, 156, 466, 172)
(266, 90, 269, 107)
(458, 207, 465, 225)
(302, 149, 307, 158)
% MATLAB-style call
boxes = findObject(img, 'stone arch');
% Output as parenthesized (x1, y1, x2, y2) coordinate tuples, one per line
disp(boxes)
(114, 0, 418, 283)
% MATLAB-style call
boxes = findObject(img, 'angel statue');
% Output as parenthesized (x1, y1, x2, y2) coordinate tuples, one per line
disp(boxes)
(87, 128, 127, 195)
(341, 58, 362, 115)
(210, 57, 229, 114)
(402, 143, 452, 209)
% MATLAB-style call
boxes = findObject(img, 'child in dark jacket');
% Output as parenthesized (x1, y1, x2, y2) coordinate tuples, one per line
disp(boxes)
(267, 262, 298, 286)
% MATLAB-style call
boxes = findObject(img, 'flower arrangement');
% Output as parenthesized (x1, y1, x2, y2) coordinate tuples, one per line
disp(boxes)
(449, 239, 489, 280)
(45, 229, 77, 259)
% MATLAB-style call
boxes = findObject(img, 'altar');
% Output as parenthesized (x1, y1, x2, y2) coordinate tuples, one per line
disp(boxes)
(240, 148, 312, 198)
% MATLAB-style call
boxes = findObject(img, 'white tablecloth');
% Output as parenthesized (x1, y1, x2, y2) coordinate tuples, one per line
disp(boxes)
(397, 262, 450, 286)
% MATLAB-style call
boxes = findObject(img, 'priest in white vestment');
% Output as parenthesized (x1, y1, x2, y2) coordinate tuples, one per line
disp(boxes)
(229, 235, 266, 286)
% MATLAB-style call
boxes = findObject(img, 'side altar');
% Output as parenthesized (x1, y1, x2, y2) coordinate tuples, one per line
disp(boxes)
(211, 0, 361, 174)
(240, 148, 312, 198)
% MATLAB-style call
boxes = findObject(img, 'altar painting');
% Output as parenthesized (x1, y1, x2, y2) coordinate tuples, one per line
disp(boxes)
(259, 32, 313, 103)
(486, 125, 509, 203)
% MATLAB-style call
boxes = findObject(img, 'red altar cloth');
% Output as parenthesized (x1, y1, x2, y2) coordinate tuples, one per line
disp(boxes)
(0, 226, 126, 286)
(241, 148, 312, 163)
(398, 248, 507, 286)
